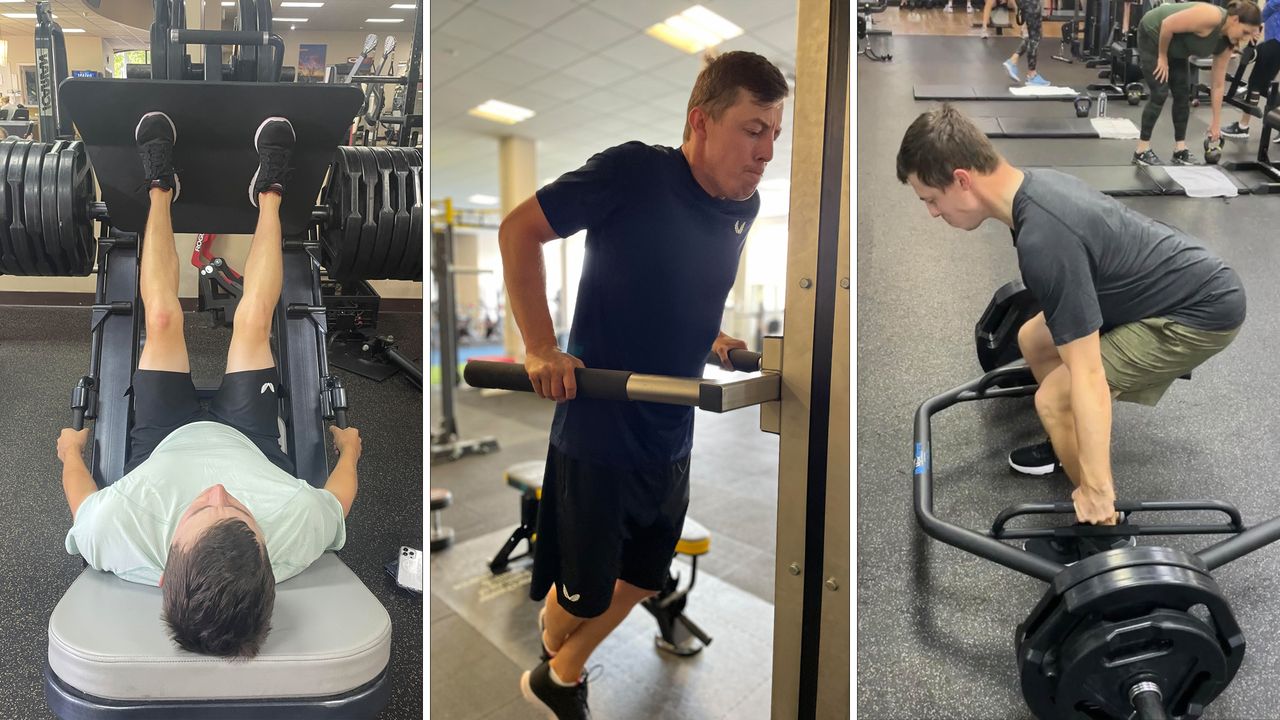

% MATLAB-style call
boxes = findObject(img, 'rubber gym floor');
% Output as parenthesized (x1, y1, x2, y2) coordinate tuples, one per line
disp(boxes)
(0, 306, 423, 720)
(430, 367, 780, 719)
(858, 35, 1280, 719)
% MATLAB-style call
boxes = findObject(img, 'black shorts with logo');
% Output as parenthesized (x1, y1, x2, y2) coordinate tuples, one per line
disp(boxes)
(124, 368, 294, 476)
(529, 444, 691, 619)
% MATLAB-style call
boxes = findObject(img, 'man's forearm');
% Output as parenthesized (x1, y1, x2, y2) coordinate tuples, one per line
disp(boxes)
(498, 234, 558, 353)
(62, 454, 97, 520)
(324, 455, 359, 518)
(1070, 370, 1114, 493)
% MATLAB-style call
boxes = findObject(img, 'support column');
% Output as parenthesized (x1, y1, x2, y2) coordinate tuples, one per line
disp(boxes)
(498, 135, 537, 360)
(771, 0, 850, 718)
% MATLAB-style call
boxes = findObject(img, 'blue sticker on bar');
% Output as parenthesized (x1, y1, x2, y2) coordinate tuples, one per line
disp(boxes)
(914, 442, 929, 475)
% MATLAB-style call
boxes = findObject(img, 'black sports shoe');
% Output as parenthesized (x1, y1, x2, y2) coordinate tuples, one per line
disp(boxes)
(1132, 149, 1162, 166)
(135, 111, 180, 200)
(249, 116, 295, 207)
(1025, 514, 1136, 565)
(1171, 149, 1200, 165)
(1221, 121, 1250, 139)
(520, 660, 591, 720)
(1008, 440, 1061, 476)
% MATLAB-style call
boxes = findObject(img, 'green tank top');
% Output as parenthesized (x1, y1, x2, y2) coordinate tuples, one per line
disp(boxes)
(1139, 2, 1230, 59)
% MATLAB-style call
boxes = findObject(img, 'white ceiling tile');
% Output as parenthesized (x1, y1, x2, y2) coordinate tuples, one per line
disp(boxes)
(748, 14, 798, 54)
(701, 0, 796, 30)
(715, 35, 793, 65)
(526, 73, 601, 101)
(435, 5, 537, 53)
(586, 0, 692, 30)
(468, 53, 556, 87)
(472, 0, 582, 27)
(542, 6, 634, 53)
(611, 74, 684, 103)
(430, 32, 487, 87)
(578, 88, 637, 115)
(653, 53, 710, 90)
(599, 33, 689, 72)
(559, 55, 634, 87)
(430, 0, 468, 29)
(505, 32, 592, 70)
(498, 86, 563, 114)
(433, 73, 520, 113)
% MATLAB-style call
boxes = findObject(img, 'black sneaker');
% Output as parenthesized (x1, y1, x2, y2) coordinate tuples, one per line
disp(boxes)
(135, 111, 180, 200)
(1171, 149, 1200, 165)
(249, 116, 295, 207)
(520, 660, 591, 720)
(1132, 149, 1162, 166)
(1221, 121, 1250, 139)
(1008, 440, 1061, 476)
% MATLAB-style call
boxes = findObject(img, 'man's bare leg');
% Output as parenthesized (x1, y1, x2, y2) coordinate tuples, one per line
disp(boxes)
(135, 111, 187, 374)
(225, 192, 283, 373)
(542, 579, 656, 683)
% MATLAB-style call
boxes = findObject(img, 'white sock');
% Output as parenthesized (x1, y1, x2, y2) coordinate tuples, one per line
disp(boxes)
(549, 664, 577, 687)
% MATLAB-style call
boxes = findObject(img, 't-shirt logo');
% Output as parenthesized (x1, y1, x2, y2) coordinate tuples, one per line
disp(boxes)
(735, 220, 748, 235)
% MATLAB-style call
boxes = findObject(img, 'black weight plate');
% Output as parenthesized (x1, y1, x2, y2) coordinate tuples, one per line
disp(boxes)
(7, 142, 38, 274)
(336, 148, 363, 280)
(23, 139, 51, 274)
(60, 142, 93, 275)
(352, 147, 380, 280)
(315, 161, 340, 270)
(0, 138, 19, 274)
(41, 140, 67, 274)
(407, 160, 423, 280)
(367, 147, 397, 279)
(386, 149, 413, 279)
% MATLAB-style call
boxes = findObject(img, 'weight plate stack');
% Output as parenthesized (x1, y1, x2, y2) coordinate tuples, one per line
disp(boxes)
(319, 145, 423, 282)
(0, 138, 96, 276)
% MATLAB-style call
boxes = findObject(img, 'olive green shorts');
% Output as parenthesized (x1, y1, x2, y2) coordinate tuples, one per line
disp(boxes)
(1101, 317, 1240, 406)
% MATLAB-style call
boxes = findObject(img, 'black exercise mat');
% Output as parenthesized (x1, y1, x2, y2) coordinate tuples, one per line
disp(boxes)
(59, 78, 363, 236)
(997, 117, 1098, 138)
(1028, 165, 1168, 196)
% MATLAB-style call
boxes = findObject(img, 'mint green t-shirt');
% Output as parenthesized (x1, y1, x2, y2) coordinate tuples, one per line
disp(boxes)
(65, 421, 346, 586)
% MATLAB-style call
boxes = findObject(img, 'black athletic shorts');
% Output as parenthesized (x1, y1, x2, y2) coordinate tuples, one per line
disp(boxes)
(529, 444, 691, 619)
(124, 368, 294, 476)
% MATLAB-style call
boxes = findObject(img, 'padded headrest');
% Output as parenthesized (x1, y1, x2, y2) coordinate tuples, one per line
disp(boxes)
(48, 553, 391, 701)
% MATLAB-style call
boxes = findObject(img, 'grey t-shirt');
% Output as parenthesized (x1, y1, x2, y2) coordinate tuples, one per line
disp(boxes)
(1012, 169, 1245, 346)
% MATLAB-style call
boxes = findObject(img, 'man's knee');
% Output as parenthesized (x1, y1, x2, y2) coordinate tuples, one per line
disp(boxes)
(1033, 369, 1071, 420)
(145, 303, 184, 336)
(232, 302, 274, 338)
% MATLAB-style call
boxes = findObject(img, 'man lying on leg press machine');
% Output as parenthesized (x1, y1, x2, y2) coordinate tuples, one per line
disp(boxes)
(54, 111, 362, 658)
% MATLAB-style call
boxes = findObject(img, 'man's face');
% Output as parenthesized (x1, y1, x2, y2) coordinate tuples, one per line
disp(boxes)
(700, 89, 784, 201)
(170, 484, 265, 551)
(907, 172, 986, 230)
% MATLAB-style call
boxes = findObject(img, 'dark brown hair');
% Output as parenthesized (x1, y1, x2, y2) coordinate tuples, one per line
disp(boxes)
(896, 104, 1002, 189)
(683, 50, 789, 141)
(162, 519, 275, 659)
(1227, 0, 1262, 26)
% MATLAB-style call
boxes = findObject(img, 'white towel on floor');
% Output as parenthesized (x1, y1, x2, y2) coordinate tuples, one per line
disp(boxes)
(1007, 85, 1078, 96)
(1090, 118, 1140, 139)
(1162, 166, 1239, 198)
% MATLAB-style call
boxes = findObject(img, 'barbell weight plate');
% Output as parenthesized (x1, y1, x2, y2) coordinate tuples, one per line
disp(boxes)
(352, 147, 380, 280)
(337, 147, 364, 280)
(0, 138, 20, 274)
(407, 159, 423, 281)
(41, 140, 67, 275)
(367, 147, 397, 279)
(7, 142, 39, 275)
(386, 148, 413, 280)
(60, 142, 94, 275)
(22, 139, 51, 275)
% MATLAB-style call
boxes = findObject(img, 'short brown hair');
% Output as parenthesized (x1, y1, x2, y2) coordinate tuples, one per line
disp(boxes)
(162, 519, 275, 659)
(1227, 0, 1262, 26)
(896, 104, 1001, 189)
(684, 50, 789, 141)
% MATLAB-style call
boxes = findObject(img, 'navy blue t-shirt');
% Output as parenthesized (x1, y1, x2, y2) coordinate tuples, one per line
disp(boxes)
(536, 141, 759, 469)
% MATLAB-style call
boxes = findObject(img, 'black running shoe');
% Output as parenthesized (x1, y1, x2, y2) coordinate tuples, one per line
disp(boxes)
(1221, 121, 1250, 140)
(1008, 439, 1061, 476)
(520, 660, 591, 720)
(1171, 149, 1200, 165)
(249, 116, 295, 206)
(1132, 149, 1162, 166)
(135, 111, 179, 200)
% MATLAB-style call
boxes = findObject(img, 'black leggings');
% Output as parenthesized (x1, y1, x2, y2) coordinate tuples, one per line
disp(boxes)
(1248, 38, 1280, 97)
(1015, 0, 1043, 71)
(1138, 36, 1192, 142)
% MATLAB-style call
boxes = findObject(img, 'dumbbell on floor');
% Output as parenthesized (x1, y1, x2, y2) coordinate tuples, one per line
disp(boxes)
(430, 487, 455, 553)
